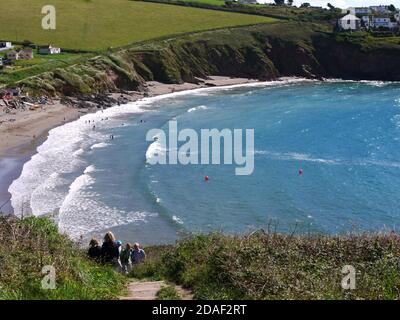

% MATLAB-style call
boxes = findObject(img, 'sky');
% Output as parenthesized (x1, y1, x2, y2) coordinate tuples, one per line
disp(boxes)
(262, 0, 400, 8)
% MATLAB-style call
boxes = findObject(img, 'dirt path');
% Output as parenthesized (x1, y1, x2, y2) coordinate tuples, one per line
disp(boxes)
(120, 280, 193, 300)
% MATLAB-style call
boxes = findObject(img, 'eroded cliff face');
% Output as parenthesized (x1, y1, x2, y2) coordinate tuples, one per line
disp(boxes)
(313, 37, 400, 81)
(19, 22, 400, 96)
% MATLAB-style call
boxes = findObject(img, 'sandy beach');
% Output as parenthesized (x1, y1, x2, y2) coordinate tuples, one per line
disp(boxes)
(0, 103, 81, 157)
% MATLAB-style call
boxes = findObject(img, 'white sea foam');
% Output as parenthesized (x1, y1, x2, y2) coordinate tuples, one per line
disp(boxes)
(8, 117, 90, 217)
(84, 165, 96, 174)
(145, 138, 166, 164)
(255, 149, 400, 170)
(73, 148, 85, 157)
(90, 142, 109, 150)
(172, 215, 184, 224)
(324, 78, 395, 87)
(57, 171, 151, 238)
(254, 150, 337, 165)
(187, 105, 208, 113)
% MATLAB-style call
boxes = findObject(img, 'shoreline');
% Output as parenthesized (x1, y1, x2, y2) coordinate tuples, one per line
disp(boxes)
(0, 76, 258, 157)
(0, 76, 258, 214)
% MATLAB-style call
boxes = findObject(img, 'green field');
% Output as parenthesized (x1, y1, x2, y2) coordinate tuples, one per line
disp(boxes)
(0, 0, 276, 51)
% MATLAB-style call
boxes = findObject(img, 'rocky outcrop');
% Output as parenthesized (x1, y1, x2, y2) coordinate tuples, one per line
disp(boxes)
(19, 22, 400, 96)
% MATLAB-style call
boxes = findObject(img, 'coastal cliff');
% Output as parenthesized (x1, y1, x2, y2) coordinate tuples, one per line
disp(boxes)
(19, 22, 400, 96)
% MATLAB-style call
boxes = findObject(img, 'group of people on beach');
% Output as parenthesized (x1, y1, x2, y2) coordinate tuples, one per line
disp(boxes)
(87, 231, 146, 274)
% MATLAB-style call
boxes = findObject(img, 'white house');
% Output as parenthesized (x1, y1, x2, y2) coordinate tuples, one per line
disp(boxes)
(0, 41, 12, 49)
(38, 45, 61, 55)
(339, 14, 361, 30)
(373, 16, 392, 28)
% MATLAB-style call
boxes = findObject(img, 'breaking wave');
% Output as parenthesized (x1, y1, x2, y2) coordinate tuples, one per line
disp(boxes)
(8, 99, 146, 238)
(187, 105, 208, 113)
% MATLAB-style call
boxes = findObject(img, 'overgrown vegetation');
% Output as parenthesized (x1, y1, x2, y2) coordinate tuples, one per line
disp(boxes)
(156, 285, 182, 300)
(1, 215, 400, 300)
(130, 232, 400, 299)
(0, 216, 125, 299)
(335, 31, 400, 50)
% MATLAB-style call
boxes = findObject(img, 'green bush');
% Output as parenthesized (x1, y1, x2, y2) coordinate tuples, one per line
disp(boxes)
(157, 285, 182, 300)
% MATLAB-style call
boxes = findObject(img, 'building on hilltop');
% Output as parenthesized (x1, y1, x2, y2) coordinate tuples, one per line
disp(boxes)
(38, 45, 61, 55)
(0, 41, 12, 49)
(6, 50, 19, 61)
(355, 7, 372, 15)
(372, 16, 392, 28)
(18, 48, 33, 60)
(370, 5, 390, 13)
(340, 4, 399, 31)
(6, 48, 34, 61)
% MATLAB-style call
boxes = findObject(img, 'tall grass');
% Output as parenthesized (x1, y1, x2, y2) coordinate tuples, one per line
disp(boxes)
(130, 232, 400, 299)
(0, 216, 125, 300)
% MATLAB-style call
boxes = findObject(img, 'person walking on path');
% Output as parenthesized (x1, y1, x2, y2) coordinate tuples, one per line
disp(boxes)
(131, 242, 146, 264)
(101, 232, 121, 270)
(120, 243, 133, 274)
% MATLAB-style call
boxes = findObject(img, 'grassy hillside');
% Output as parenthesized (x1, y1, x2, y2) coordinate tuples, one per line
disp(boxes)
(130, 232, 400, 300)
(0, 0, 277, 51)
(0, 216, 125, 299)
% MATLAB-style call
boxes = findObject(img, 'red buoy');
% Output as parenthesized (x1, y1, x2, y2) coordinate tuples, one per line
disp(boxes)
(204, 175, 209, 181)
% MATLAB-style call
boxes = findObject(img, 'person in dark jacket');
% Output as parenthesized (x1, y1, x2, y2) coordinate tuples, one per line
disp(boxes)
(88, 238, 102, 261)
(101, 231, 120, 266)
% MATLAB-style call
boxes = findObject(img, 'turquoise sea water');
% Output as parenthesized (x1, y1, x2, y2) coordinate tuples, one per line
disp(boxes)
(9, 80, 400, 243)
